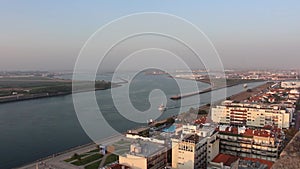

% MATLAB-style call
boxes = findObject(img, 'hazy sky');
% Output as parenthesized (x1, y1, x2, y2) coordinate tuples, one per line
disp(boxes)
(0, 0, 299, 71)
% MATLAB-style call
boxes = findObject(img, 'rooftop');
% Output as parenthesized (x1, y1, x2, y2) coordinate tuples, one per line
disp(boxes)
(211, 153, 239, 166)
(211, 153, 273, 169)
(240, 157, 273, 169)
(217, 125, 283, 139)
(123, 140, 166, 158)
(194, 116, 207, 125)
(107, 164, 131, 169)
(220, 101, 287, 111)
(182, 134, 201, 143)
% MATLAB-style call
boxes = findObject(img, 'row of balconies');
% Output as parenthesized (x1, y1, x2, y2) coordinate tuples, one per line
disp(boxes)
(148, 160, 167, 169)
(237, 139, 252, 144)
(221, 145, 278, 157)
(252, 150, 278, 157)
(221, 144, 278, 154)
(220, 140, 252, 148)
(196, 153, 206, 161)
(195, 160, 207, 169)
(221, 145, 252, 153)
(221, 140, 279, 150)
(196, 148, 206, 153)
(221, 150, 277, 162)
(196, 143, 207, 152)
(252, 146, 278, 152)
(252, 142, 277, 148)
(220, 147, 278, 158)
(218, 134, 245, 140)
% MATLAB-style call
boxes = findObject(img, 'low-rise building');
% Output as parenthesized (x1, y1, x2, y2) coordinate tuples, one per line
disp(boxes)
(281, 81, 300, 89)
(119, 141, 167, 169)
(208, 153, 273, 169)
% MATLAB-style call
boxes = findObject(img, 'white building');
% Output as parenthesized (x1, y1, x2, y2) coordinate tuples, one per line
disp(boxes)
(171, 123, 219, 169)
(281, 81, 300, 89)
(211, 101, 290, 129)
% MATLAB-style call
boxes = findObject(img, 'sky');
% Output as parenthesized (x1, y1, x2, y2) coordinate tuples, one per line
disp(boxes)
(0, 0, 299, 71)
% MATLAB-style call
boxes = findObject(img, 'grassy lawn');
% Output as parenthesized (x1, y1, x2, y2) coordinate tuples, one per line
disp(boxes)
(0, 90, 12, 97)
(0, 77, 111, 94)
(103, 154, 119, 166)
(71, 153, 103, 166)
(84, 160, 101, 169)
(0, 79, 68, 88)
(64, 154, 89, 162)
(88, 148, 100, 153)
(64, 148, 99, 163)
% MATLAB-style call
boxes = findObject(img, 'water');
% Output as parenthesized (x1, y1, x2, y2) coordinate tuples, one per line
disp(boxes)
(0, 74, 264, 169)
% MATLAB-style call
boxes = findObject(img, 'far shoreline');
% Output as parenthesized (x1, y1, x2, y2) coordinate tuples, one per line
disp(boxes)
(0, 83, 122, 104)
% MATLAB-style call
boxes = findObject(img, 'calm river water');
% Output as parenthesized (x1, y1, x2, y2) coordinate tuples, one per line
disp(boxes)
(0, 73, 264, 169)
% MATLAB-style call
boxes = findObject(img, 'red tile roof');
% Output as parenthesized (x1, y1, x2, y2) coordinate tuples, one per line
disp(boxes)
(243, 129, 271, 137)
(211, 153, 239, 166)
(194, 117, 207, 124)
(217, 126, 282, 138)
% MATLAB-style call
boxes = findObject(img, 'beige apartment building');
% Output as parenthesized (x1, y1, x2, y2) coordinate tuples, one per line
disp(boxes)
(119, 142, 167, 169)
(211, 101, 290, 129)
(171, 124, 219, 169)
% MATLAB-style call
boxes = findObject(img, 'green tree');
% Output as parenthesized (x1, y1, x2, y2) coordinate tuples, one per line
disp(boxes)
(166, 117, 175, 124)
(73, 153, 81, 160)
(198, 110, 207, 115)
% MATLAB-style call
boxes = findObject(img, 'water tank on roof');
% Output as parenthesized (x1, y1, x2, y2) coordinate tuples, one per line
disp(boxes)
(130, 143, 142, 154)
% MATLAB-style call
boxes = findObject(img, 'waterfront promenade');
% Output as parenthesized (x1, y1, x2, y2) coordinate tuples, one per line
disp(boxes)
(16, 134, 124, 169)
(15, 82, 271, 169)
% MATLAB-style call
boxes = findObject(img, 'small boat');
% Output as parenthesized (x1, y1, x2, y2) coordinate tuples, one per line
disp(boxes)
(243, 84, 248, 88)
(158, 103, 166, 111)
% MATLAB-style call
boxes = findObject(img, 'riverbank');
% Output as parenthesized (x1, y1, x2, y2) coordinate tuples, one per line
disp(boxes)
(16, 134, 125, 169)
(196, 78, 264, 86)
(0, 82, 121, 104)
(14, 81, 267, 169)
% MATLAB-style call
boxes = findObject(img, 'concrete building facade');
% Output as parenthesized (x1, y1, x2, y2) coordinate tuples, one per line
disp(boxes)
(216, 125, 284, 162)
(171, 124, 219, 169)
(119, 142, 167, 169)
(211, 102, 290, 129)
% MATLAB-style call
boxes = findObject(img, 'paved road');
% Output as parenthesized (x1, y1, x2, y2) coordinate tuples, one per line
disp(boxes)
(16, 134, 125, 169)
